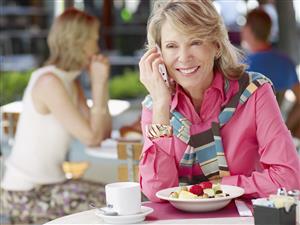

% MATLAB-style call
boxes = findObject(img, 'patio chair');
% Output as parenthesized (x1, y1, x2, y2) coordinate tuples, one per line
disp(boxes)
(117, 141, 142, 182)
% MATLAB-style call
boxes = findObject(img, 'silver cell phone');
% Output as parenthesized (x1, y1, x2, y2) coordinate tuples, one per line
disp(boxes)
(155, 44, 170, 87)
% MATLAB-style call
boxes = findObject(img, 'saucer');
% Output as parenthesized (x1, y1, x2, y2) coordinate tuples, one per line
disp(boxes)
(95, 206, 153, 224)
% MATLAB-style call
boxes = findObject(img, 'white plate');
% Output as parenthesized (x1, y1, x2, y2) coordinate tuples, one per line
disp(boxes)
(156, 185, 244, 212)
(95, 206, 153, 224)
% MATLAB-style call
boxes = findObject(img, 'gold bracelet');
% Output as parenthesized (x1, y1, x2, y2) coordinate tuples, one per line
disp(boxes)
(145, 124, 172, 139)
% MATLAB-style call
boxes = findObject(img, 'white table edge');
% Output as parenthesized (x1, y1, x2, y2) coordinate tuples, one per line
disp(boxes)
(45, 208, 254, 224)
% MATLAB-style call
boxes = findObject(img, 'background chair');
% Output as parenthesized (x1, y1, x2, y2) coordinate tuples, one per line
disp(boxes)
(117, 141, 142, 182)
(1, 101, 22, 147)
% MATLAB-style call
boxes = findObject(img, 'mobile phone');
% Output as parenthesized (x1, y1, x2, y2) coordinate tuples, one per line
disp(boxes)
(155, 44, 170, 87)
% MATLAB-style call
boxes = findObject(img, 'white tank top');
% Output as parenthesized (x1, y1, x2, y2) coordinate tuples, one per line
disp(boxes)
(1, 65, 80, 191)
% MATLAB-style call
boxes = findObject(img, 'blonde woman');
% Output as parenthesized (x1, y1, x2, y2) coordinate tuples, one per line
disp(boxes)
(1, 8, 111, 223)
(139, 0, 300, 202)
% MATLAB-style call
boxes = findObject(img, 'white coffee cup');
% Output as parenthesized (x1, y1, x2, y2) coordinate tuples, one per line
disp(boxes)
(105, 182, 141, 216)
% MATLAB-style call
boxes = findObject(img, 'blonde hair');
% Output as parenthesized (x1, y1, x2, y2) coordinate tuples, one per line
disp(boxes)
(45, 8, 100, 71)
(147, 0, 246, 79)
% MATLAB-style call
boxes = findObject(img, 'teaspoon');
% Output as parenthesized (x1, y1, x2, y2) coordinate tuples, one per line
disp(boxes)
(89, 202, 118, 216)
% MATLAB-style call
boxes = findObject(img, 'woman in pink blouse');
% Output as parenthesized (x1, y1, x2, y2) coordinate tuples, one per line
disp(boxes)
(138, 0, 300, 202)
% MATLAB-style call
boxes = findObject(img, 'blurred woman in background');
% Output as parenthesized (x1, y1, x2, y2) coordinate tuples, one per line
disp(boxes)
(1, 8, 111, 223)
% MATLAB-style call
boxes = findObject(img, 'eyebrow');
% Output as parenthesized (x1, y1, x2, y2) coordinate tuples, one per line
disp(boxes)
(162, 40, 177, 44)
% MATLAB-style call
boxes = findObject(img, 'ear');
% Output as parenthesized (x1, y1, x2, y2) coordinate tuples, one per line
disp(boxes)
(241, 26, 252, 41)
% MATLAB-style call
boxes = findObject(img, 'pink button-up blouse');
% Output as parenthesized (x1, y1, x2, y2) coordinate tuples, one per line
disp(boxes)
(139, 71, 300, 202)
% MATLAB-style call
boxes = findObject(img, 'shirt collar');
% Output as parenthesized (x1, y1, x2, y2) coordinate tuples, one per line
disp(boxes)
(170, 70, 227, 111)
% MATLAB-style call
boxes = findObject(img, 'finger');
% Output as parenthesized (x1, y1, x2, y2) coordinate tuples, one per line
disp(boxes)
(139, 52, 160, 79)
(139, 47, 157, 65)
(141, 57, 161, 85)
(98, 55, 110, 65)
(152, 57, 164, 78)
(102, 57, 110, 65)
(144, 52, 161, 72)
(97, 54, 106, 61)
(91, 55, 97, 62)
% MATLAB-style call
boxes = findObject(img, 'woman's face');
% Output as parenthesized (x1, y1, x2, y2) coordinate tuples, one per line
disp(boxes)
(160, 21, 218, 91)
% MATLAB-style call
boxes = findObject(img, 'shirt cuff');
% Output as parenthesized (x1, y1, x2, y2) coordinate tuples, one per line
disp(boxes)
(142, 135, 174, 156)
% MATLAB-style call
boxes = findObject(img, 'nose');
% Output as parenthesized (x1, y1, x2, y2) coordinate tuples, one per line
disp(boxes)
(177, 47, 192, 64)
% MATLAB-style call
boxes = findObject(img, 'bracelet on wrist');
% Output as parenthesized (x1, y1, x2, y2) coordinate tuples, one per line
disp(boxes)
(145, 124, 172, 139)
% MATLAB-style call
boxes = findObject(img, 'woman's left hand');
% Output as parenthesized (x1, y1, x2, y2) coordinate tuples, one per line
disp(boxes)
(89, 54, 110, 85)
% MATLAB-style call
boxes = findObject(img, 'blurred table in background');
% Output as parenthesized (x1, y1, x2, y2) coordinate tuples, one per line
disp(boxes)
(0, 99, 130, 146)
(85, 130, 142, 182)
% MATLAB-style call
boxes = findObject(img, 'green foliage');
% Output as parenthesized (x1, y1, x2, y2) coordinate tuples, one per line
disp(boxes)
(121, 8, 133, 23)
(0, 68, 147, 106)
(0, 71, 32, 106)
(109, 69, 148, 99)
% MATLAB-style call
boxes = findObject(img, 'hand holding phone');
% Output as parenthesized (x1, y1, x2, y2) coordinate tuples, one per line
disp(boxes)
(155, 44, 170, 87)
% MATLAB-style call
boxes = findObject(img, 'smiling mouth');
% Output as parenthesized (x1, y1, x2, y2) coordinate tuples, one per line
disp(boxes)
(177, 66, 200, 75)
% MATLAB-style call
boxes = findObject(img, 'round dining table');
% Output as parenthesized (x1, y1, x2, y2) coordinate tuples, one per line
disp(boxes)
(46, 200, 255, 225)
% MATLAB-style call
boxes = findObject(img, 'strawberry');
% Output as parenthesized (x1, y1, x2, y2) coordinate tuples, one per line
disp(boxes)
(189, 185, 203, 196)
(198, 181, 213, 189)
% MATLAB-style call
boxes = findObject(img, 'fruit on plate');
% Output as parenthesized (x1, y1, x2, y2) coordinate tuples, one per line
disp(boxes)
(203, 188, 215, 198)
(169, 191, 179, 198)
(178, 190, 198, 199)
(189, 184, 203, 196)
(198, 181, 213, 189)
(213, 183, 223, 194)
(169, 182, 229, 199)
(179, 186, 188, 191)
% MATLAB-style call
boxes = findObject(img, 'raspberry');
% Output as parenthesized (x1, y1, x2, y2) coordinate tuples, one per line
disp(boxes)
(199, 181, 213, 189)
(189, 185, 203, 196)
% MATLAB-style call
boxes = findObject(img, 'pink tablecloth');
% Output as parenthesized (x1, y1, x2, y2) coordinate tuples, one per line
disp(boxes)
(143, 200, 252, 221)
